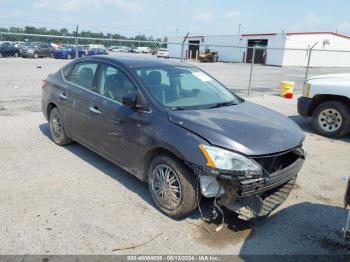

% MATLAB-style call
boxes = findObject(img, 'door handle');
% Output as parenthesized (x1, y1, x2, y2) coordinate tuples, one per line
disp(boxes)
(59, 93, 67, 100)
(89, 106, 101, 114)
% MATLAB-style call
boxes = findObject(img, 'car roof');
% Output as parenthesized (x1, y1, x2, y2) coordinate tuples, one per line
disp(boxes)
(88, 55, 191, 68)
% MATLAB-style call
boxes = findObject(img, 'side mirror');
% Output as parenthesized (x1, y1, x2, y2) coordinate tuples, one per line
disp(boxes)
(122, 93, 137, 108)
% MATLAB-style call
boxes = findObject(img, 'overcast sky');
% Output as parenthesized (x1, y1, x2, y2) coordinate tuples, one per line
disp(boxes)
(1, 0, 350, 37)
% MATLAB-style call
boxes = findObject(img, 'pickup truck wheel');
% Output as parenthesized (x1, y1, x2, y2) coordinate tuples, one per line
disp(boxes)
(49, 107, 72, 146)
(312, 101, 350, 138)
(148, 155, 198, 218)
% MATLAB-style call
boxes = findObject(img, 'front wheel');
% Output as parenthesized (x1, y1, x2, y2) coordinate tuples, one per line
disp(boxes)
(311, 101, 350, 138)
(67, 54, 72, 59)
(49, 107, 72, 146)
(148, 155, 198, 218)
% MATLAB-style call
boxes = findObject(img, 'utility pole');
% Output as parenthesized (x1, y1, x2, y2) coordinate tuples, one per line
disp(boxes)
(238, 24, 242, 35)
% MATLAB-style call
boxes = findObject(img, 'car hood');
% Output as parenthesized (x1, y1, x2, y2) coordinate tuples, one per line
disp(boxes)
(307, 73, 350, 81)
(168, 101, 304, 156)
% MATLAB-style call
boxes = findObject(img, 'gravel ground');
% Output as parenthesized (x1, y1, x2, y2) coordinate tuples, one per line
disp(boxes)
(0, 93, 349, 255)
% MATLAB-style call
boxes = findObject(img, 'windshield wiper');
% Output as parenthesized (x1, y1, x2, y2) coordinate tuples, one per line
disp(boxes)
(207, 101, 237, 109)
(169, 106, 186, 111)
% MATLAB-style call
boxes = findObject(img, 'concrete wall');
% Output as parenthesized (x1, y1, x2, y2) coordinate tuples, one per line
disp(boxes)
(283, 33, 350, 67)
(168, 33, 350, 67)
(167, 37, 186, 59)
(202, 35, 243, 62)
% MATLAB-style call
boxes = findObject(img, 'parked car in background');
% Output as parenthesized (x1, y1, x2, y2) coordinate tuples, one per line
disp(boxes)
(135, 46, 150, 53)
(18, 42, 32, 54)
(87, 48, 108, 56)
(156, 48, 170, 59)
(21, 42, 54, 58)
(298, 73, 350, 138)
(53, 45, 86, 59)
(129, 47, 137, 53)
(150, 48, 158, 55)
(0, 42, 20, 57)
(109, 46, 130, 53)
(42, 56, 305, 221)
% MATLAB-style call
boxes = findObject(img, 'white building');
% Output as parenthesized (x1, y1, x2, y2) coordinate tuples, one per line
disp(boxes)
(167, 32, 350, 67)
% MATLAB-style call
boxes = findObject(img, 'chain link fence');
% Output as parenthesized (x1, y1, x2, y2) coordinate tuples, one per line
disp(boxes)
(1, 32, 350, 113)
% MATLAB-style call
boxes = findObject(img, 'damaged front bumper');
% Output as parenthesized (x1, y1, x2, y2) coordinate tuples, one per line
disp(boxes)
(192, 147, 305, 220)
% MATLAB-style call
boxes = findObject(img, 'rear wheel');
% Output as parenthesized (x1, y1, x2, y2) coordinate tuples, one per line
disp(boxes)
(148, 154, 198, 218)
(14, 52, 19, 57)
(49, 107, 72, 146)
(67, 54, 72, 59)
(33, 52, 39, 59)
(311, 101, 350, 138)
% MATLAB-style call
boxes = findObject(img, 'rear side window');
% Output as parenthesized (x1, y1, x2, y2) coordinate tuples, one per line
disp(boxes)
(67, 62, 98, 91)
(97, 64, 137, 103)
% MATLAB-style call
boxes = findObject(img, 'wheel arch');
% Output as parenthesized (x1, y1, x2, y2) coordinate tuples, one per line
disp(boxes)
(46, 102, 57, 119)
(309, 94, 350, 115)
(142, 146, 187, 182)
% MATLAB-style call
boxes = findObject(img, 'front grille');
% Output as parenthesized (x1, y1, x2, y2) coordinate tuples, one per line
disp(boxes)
(252, 148, 300, 174)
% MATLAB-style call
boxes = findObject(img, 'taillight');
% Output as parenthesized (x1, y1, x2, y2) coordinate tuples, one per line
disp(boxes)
(42, 79, 48, 88)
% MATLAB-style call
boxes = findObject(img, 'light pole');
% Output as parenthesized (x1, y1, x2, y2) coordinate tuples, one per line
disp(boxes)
(238, 24, 242, 35)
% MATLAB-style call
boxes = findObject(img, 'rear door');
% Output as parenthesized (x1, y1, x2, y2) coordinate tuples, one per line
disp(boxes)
(64, 61, 99, 146)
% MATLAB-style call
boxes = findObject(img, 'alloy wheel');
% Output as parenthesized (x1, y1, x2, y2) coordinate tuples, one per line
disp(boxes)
(151, 164, 182, 210)
(51, 115, 64, 140)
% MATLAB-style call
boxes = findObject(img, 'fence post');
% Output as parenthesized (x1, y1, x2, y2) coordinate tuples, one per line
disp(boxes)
(304, 42, 318, 82)
(75, 25, 79, 59)
(181, 33, 189, 62)
(248, 46, 256, 97)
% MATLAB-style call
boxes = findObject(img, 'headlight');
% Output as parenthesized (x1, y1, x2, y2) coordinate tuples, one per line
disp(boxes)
(303, 82, 311, 97)
(199, 144, 262, 176)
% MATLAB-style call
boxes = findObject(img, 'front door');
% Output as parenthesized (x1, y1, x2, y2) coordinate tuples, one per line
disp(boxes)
(91, 63, 149, 175)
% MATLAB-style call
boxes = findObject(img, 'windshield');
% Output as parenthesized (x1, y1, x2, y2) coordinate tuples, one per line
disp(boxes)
(59, 46, 72, 50)
(28, 43, 40, 48)
(135, 66, 241, 110)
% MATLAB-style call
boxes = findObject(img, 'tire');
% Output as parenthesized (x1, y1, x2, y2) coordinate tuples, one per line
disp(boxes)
(33, 52, 39, 59)
(148, 154, 198, 218)
(0, 53, 3, 58)
(311, 101, 350, 138)
(14, 52, 19, 57)
(67, 54, 72, 59)
(49, 107, 72, 146)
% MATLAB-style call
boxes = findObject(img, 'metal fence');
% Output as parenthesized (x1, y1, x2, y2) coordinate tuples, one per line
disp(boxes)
(1, 32, 350, 113)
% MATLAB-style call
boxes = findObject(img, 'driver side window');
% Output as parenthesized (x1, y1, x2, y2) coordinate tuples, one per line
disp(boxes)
(98, 64, 137, 103)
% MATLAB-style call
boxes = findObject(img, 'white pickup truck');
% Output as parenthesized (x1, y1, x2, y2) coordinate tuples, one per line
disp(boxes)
(298, 73, 350, 138)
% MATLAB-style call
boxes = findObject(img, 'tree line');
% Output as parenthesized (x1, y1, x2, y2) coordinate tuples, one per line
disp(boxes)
(0, 26, 168, 48)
